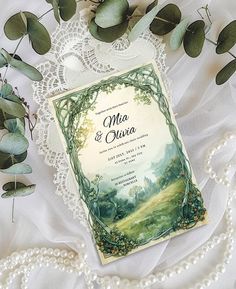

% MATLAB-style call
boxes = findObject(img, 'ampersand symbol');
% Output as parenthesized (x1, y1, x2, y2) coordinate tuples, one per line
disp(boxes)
(95, 131, 103, 142)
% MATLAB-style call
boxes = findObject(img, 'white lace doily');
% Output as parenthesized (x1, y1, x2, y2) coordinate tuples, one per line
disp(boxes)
(31, 4, 235, 287)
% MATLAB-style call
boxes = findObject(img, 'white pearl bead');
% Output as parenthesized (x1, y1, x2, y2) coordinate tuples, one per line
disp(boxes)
(110, 276, 119, 286)
(156, 272, 166, 282)
(60, 250, 68, 258)
(194, 283, 204, 289)
(202, 278, 211, 287)
(54, 249, 61, 256)
(216, 264, 225, 273)
(164, 269, 174, 278)
(189, 257, 197, 265)
(174, 266, 183, 274)
(68, 252, 75, 259)
(210, 272, 219, 281)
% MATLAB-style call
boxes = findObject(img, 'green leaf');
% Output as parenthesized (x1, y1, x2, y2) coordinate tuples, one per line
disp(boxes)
(150, 4, 181, 35)
(183, 20, 205, 58)
(3, 94, 22, 104)
(53, 0, 61, 24)
(0, 53, 7, 68)
(89, 18, 128, 43)
(1, 184, 36, 198)
(216, 59, 236, 85)
(128, 3, 160, 42)
(4, 12, 27, 40)
(146, 0, 158, 13)
(10, 58, 43, 81)
(4, 118, 25, 134)
(216, 21, 236, 54)
(0, 151, 27, 169)
(1, 49, 12, 63)
(23, 12, 38, 20)
(95, 0, 129, 29)
(27, 18, 51, 55)
(0, 110, 5, 129)
(0, 133, 29, 155)
(1, 83, 13, 97)
(0, 163, 32, 174)
(170, 18, 189, 50)
(59, 0, 76, 21)
(2, 182, 26, 191)
(0, 49, 42, 81)
(46, 0, 60, 23)
(0, 98, 25, 118)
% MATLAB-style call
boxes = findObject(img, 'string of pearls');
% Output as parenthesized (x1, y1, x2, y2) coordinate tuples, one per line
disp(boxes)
(0, 198, 234, 289)
(0, 133, 235, 289)
(204, 132, 235, 187)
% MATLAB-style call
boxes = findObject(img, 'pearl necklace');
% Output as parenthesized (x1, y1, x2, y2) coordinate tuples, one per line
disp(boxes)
(0, 133, 235, 289)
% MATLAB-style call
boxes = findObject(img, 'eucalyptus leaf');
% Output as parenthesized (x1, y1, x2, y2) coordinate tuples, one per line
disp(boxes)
(46, 0, 60, 23)
(59, 0, 76, 21)
(0, 98, 25, 118)
(0, 151, 27, 169)
(27, 18, 51, 55)
(1, 83, 13, 97)
(53, 0, 61, 24)
(150, 4, 181, 35)
(1, 184, 36, 198)
(0, 163, 32, 174)
(216, 59, 236, 85)
(0, 110, 21, 130)
(95, 0, 129, 29)
(10, 58, 43, 81)
(3, 94, 22, 104)
(170, 18, 189, 50)
(2, 182, 26, 191)
(128, 3, 160, 42)
(216, 21, 236, 54)
(146, 0, 158, 13)
(4, 12, 27, 40)
(23, 12, 38, 20)
(0, 133, 29, 155)
(4, 118, 25, 134)
(0, 54, 7, 68)
(89, 18, 128, 43)
(1, 49, 12, 63)
(183, 20, 205, 58)
(0, 110, 5, 129)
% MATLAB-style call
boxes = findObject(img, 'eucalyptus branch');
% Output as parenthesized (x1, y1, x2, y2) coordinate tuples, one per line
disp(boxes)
(0, 0, 77, 223)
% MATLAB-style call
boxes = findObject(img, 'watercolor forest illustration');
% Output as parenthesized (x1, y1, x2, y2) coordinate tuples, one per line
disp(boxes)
(91, 142, 203, 244)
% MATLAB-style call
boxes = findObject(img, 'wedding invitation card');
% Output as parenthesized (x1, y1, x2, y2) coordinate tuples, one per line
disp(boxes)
(49, 63, 207, 264)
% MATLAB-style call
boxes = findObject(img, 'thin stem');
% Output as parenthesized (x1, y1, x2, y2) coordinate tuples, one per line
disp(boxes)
(12, 175, 16, 223)
(38, 8, 54, 20)
(197, 5, 212, 25)
(12, 199, 15, 223)
(12, 35, 24, 57)
(205, 37, 236, 59)
(154, 16, 177, 26)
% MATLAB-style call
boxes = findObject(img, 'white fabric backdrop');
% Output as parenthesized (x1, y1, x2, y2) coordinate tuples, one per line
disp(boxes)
(0, 0, 236, 288)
